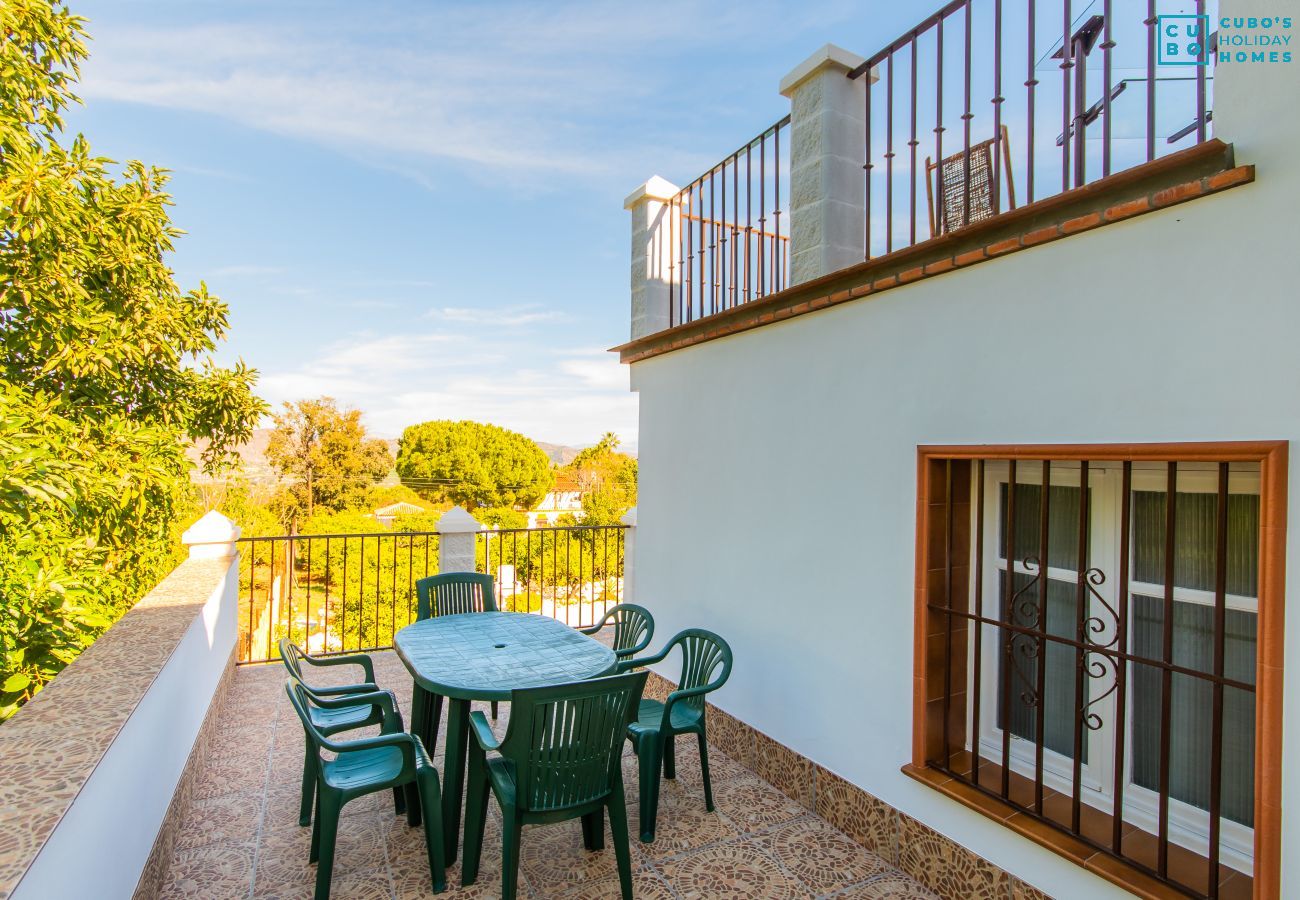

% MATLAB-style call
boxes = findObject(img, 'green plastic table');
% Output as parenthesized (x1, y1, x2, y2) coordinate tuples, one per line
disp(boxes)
(394, 612, 617, 861)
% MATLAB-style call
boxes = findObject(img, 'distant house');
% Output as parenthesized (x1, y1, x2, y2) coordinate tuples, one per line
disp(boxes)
(372, 501, 426, 528)
(526, 472, 584, 527)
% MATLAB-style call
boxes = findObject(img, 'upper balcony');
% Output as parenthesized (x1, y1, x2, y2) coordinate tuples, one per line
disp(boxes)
(619, 0, 1251, 362)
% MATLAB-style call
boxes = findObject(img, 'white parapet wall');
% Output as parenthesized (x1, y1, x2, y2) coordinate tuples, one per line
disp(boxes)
(3, 514, 241, 900)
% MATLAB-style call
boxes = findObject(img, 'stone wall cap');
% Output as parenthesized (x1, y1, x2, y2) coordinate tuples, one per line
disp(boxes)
(624, 176, 681, 210)
(437, 506, 484, 533)
(181, 509, 241, 546)
(779, 43, 869, 97)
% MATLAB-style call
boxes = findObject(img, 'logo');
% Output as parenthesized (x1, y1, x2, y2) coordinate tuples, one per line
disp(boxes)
(1157, 14, 1210, 66)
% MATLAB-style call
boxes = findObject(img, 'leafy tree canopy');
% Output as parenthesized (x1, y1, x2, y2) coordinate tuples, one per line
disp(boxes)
(0, 0, 266, 717)
(565, 433, 637, 525)
(265, 397, 393, 520)
(397, 420, 554, 511)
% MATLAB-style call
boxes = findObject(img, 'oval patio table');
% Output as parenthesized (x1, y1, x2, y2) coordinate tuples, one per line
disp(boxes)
(394, 612, 617, 861)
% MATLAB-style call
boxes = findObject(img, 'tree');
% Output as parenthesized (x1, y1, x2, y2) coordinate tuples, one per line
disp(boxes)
(265, 398, 393, 519)
(565, 432, 637, 525)
(397, 420, 554, 511)
(0, 0, 266, 717)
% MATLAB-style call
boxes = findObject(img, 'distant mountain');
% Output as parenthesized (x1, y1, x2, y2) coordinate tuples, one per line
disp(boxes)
(188, 428, 588, 480)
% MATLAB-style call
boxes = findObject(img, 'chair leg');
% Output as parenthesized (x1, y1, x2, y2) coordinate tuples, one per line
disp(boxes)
(637, 739, 663, 843)
(299, 747, 317, 826)
(581, 810, 605, 851)
(697, 730, 715, 812)
(417, 769, 447, 893)
(501, 808, 523, 900)
(607, 787, 635, 900)
(460, 749, 491, 887)
(491, 700, 499, 720)
(312, 790, 342, 900)
(663, 733, 677, 780)
(392, 785, 407, 817)
(309, 783, 322, 861)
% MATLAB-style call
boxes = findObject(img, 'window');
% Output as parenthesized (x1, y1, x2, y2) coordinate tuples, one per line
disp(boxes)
(911, 445, 1286, 900)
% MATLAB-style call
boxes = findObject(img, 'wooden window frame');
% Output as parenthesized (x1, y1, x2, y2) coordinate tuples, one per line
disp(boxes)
(909, 442, 1287, 900)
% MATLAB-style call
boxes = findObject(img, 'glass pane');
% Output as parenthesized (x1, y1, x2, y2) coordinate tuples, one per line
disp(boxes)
(997, 571, 1087, 762)
(1130, 595, 1256, 826)
(1132, 491, 1259, 596)
(999, 482, 1084, 571)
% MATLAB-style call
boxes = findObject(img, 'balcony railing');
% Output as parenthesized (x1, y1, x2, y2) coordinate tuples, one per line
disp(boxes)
(850, 0, 1216, 258)
(235, 523, 626, 664)
(667, 115, 791, 326)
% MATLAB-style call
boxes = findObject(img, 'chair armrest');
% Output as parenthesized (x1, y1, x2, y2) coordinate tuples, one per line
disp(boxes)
(662, 678, 726, 725)
(468, 711, 502, 752)
(322, 730, 419, 772)
(305, 682, 380, 697)
(619, 644, 671, 670)
(308, 689, 404, 733)
(300, 651, 376, 684)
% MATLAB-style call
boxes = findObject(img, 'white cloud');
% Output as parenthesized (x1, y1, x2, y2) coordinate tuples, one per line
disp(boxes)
(256, 329, 635, 446)
(431, 305, 569, 327)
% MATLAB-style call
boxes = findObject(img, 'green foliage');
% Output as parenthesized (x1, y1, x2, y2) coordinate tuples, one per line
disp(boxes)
(265, 397, 393, 518)
(565, 433, 637, 525)
(477, 505, 528, 529)
(0, 1, 266, 718)
(397, 420, 554, 511)
(366, 482, 431, 512)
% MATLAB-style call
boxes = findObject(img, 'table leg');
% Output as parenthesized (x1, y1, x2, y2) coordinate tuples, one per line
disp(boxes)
(408, 684, 446, 828)
(443, 697, 470, 863)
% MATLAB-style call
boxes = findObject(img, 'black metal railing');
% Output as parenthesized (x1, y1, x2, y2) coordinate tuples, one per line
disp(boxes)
(927, 456, 1258, 898)
(668, 115, 791, 326)
(235, 524, 627, 664)
(850, 0, 1216, 257)
(479, 525, 626, 629)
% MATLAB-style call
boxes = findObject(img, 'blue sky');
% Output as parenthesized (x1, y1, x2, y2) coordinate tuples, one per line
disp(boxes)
(66, 0, 1201, 448)
(64, 0, 955, 449)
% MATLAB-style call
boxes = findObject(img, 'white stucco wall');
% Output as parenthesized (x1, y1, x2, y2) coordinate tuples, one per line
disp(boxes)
(12, 557, 239, 900)
(628, 18, 1298, 899)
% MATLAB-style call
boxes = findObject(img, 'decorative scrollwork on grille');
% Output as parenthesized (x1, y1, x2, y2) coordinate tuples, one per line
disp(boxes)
(1080, 567, 1120, 650)
(1010, 556, 1045, 628)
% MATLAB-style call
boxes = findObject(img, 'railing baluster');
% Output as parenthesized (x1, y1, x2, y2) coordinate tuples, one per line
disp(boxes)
(1071, 460, 1089, 833)
(1208, 461, 1229, 896)
(1158, 461, 1177, 877)
(1034, 460, 1050, 813)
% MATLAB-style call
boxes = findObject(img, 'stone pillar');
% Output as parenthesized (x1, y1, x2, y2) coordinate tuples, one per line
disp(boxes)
(437, 506, 482, 574)
(780, 44, 872, 285)
(624, 176, 681, 340)
(620, 506, 637, 604)
(181, 510, 241, 560)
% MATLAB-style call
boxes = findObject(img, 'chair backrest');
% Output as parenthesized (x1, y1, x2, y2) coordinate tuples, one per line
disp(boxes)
(925, 124, 1015, 237)
(604, 604, 654, 655)
(666, 629, 733, 714)
(415, 572, 497, 620)
(279, 638, 308, 680)
(500, 671, 648, 814)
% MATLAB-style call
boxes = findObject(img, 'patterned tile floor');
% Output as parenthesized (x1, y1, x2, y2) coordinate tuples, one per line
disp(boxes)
(160, 652, 939, 899)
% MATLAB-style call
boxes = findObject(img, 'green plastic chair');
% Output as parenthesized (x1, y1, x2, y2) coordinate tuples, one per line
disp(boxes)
(624, 629, 733, 842)
(279, 639, 396, 827)
(415, 572, 498, 619)
(414, 572, 502, 720)
(460, 671, 648, 900)
(579, 604, 654, 671)
(284, 678, 447, 900)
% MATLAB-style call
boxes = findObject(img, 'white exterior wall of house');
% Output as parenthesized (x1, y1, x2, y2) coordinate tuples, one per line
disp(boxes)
(627, 21, 1299, 900)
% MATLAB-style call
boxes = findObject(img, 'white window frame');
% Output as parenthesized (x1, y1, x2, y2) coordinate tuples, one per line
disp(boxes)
(971, 460, 1258, 876)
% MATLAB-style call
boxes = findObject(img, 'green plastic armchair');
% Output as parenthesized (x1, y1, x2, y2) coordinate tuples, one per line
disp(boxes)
(279, 639, 396, 827)
(284, 678, 446, 900)
(624, 629, 733, 842)
(579, 604, 654, 671)
(460, 671, 648, 900)
(414, 572, 502, 720)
